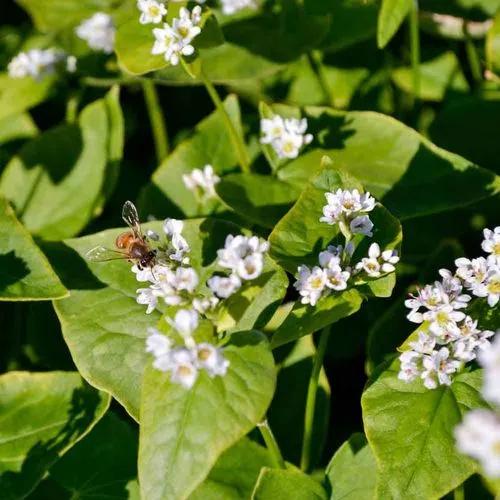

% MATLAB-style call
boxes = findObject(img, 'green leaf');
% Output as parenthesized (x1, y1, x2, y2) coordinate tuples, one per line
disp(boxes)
(362, 362, 488, 499)
(0, 112, 38, 145)
(15, 0, 122, 32)
(251, 467, 327, 500)
(216, 173, 301, 229)
(325, 433, 377, 500)
(189, 438, 275, 500)
(139, 330, 276, 500)
(0, 371, 110, 500)
(53, 218, 284, 419)
(277, 106, 500, 220)
(0, 196, 67, 300)
(271, 289, 363, 349)
(48, 413, 139, 500)
(486, 10, 500, 73)
(0, 73, 54, 122)
(0, 88, 123, 240)
(377, 0, 412, 48)
(268, 336, 331, 467)
(139, 95, 243, 218)
(391, 51, 469, 101)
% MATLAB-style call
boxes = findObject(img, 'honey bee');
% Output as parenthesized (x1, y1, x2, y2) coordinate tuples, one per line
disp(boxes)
(86, 201, 157, 270)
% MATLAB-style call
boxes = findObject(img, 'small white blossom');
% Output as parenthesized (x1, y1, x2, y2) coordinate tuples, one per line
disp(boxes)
(350, 215, 374, 237)
(325, 264, 350, 291)
(221, 0, 258, 15)
(163, 218, 190, 263)
(146, 327, 171, 357)
(137, 0, 167, 24)
(455, 410, 500, 478)
(169, 267, 199, 294)
(398, 350, 421, 382)
(260, 115, 313, 159)
(76, 13, 115, 54)
(168, 348, 199, 388)
(167, 309, 199, 346)
(294, 265, 327, 306)
(482, 226, 500, 261)
(8, 48, 67, 80)
(421, 347, 461, 389)
(207, 274, 241, 299)
(356, 243, 399, 278)
(136, 287, 159, 314)
(195, 343, 229, 376)
(192, 296, 219, 313)
(479, 334, 500, 406)
(182, 165, 220, 199)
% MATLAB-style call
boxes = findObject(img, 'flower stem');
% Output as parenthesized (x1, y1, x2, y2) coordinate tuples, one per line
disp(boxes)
(65, 91, 80, 124)
(257, 419, 286, 469)
(409, 0, 421, 105)
(142, 79, 169, 163)
(199, 67, 251, 173)
(301, 327, 331, 472)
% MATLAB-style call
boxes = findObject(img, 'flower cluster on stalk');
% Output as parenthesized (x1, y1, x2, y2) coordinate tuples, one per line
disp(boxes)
(398, 226, 499, 390)
(260, 114, 313, 159)
(76, 13, 116, 53)
(136, 1, 203, 67)
(455, 334, 500, 477)
(294, 189, 399, 306)
(182, 164, 220, 200)
(135, 218, 269, 388)
(8, 48, 76, 81)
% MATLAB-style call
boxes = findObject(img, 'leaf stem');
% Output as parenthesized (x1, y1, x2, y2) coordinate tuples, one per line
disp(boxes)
(409, 0, 421, 105)
(199, 66, 251, 173)
(464, 23, 483, 86)
(257, 419, 286, 469)
(142, 79, 169, 163)
(306, 51, 334, 107)
(301, 327, 331, 472)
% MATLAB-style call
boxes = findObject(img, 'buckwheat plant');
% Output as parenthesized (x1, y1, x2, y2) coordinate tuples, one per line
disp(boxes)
(455, 334, 500, 478)
(294, 189, 399, 306)
(260, 114, 313, 159)
(182, 164, 220, 200)
(75, 12, 116, 53)
(398, 227, 499, 390)
(134, 217, 269, 388)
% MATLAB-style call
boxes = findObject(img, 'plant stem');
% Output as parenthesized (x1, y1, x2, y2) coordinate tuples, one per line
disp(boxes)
(142, 79, 169, 163)
(409, 0, 421, 105)
(301, 327, 331, 472)
(464, 24, 482, 85)
(257, 419, 286, 469)
(199, 67, 251, 173)
(307, 51, 334, 107)
(453, 484, 465, 500)
(65, 92, 80, 124)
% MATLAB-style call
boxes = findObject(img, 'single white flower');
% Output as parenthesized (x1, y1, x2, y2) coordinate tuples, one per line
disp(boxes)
(167, 309, 199, 344)
(169, 267, 199, 293)
(195, 343, 229, 377)
(482, 226, 500, 261)
(207, 274, 241, 299)
(137, 0, 167, 24)
(182, 165, 220, 199)
(76, 13, 115, 53)
(136, 287, 159, 314)
(325, 265, 350, 291)
(152, 24, 180, 65)
(294, 265, 327, 306)
(455, 409, 500, 478)
(398, 350, 421, 382)
(146, 327, 171, 357)
(260, 115, 286, 144)
(421, 347, 461, 389)
(169, 348, 199, 388)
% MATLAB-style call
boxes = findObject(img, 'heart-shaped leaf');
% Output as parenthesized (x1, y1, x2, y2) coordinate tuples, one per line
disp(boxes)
(0, 371, 110, 500)
(377, 0, 412, 49)
(0, 87, 123, 240)
(0, 196, 67, 300)
(139, 330, 276, 500)
(362, 361, 488, 499)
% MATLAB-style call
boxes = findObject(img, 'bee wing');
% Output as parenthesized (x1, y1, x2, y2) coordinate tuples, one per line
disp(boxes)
(86, 246, 128, 262)
(122, 201, 143, 238)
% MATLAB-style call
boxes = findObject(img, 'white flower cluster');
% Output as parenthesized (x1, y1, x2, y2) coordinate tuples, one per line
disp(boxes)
(76, 13, 115, 54)
(135, 221, 269, 388)
(320, 188, 376, 237)
(146, 310, 229, 389)
(182, 164, 220, 200)
(260, 115, 313, 159)
(455, 334, 500, 478)
(150, 6, 202, 66)
(398, 227, 500, 389)
(294, 189, 399, 306)
(8, 49, 76, 81)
